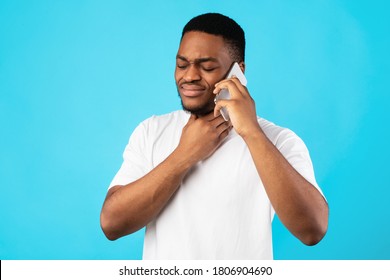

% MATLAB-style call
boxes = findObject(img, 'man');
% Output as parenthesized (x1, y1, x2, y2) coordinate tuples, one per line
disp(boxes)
(100, 13, 328, 259)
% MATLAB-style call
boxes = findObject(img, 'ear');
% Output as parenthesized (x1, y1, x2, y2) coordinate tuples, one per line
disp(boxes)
(238, 61, 246, 73)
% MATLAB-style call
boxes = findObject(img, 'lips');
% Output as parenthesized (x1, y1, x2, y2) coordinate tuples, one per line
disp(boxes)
(180, 83, 206, 97)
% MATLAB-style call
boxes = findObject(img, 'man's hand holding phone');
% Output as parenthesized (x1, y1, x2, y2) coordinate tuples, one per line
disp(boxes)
(214, 62, 247, 121)
(213, 62, 261, 138)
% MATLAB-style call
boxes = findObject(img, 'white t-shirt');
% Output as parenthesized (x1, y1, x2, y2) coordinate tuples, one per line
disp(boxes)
(109, 110, 323, 259)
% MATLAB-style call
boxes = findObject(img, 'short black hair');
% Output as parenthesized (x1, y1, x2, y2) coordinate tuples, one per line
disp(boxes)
(181, 13, 245, 62)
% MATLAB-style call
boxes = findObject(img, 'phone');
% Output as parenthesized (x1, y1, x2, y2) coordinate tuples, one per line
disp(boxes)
(215, 62, 247, 121)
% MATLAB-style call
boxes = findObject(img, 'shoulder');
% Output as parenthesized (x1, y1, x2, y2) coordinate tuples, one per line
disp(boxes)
(132, 110, 189, 139)
(257, 117, 304, 149)
(139, 110, 189, 130)
(142, 110, 188, 125)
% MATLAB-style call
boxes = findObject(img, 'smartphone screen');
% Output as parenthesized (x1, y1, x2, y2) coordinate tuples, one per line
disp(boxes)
(215, 62, 247, 121)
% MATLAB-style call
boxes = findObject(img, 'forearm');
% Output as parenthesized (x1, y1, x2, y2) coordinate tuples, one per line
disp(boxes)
(242, 126, 328, 245)
(100, 148, 193, 240)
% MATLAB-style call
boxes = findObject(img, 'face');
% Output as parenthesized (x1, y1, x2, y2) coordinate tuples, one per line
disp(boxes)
(175, 31, 234, 116)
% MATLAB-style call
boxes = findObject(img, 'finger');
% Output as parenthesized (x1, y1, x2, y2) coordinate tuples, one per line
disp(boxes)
(215, 76, 245, 89)
(211, 114, 228, 127)
(199, 112, 219, 122)
(216, 119, 231, 133)
(203, 114, 225, 131)
(214, 77, 249, 98)
(213, 99, 229, 117)
(228, 76, 250, 97)
(213, 79, 242, 99)
(217, 122, 232, 140)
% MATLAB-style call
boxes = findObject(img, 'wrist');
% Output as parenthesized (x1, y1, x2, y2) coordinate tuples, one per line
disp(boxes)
(240, 124, 268, 146)
(238, 121, 263, 139)
(170, 146, 198, 171)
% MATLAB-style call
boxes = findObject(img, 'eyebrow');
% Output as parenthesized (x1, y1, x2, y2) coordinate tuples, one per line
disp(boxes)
(176, 55, 219, 64)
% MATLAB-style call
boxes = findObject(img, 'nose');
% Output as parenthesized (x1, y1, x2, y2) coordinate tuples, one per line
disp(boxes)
(183, 64, 201, 82)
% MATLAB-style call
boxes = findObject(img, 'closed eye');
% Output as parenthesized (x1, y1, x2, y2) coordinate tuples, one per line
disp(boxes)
(202, 67, 217, 72)
(177, 64, 188, 69)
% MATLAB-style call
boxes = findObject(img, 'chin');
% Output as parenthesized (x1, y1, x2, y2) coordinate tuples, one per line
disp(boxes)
(181, 100, 214, 116)
(177, 88, 215, 116)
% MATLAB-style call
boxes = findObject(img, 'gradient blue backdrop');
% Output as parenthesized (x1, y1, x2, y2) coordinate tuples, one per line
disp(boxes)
(1, 0, 389, 260)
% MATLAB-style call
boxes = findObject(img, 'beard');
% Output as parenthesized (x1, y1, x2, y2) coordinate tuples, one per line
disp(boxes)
(178, 90, 215, 116)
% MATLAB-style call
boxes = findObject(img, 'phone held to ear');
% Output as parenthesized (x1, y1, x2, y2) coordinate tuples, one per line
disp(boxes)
(214, 62, 247, 121)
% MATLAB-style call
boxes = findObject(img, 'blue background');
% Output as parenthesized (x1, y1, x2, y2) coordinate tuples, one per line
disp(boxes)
(1, 0, 389, 260)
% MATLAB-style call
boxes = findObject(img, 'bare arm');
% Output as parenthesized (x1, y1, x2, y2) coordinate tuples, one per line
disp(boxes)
(242, 127, 328, 245)
(214, 78, 328, 245)
(100, 113, 231, 240)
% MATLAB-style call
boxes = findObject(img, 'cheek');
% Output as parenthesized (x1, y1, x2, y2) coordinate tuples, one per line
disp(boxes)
(174, 70, 182, 84)
(205, 75, 222, 89)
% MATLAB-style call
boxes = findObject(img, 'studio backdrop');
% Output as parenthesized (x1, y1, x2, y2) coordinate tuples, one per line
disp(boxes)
(0, 0, 389, 259)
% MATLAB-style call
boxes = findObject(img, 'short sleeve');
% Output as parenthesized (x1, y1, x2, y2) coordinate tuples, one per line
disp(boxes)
(108, 121, 153, 189)
(275, 129, 324, 197)
(266, 127, 325, 219)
